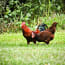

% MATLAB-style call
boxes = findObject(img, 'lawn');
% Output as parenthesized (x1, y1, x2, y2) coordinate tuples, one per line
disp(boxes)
(0, 30, 65, 65)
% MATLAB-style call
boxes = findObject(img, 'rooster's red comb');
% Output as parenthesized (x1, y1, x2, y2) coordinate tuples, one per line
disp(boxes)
(22, 22, 26, 25)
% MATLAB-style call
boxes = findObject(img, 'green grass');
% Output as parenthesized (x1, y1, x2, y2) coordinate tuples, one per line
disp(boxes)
(0, 30, 65, 65)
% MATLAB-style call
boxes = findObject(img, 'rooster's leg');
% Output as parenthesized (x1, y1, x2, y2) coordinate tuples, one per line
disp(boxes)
(27, 40, 30, 45)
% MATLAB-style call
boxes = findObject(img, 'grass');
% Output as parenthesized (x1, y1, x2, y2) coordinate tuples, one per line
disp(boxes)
(0, 30, 65, 65)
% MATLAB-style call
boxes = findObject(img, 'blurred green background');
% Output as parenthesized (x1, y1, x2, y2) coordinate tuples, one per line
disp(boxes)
(0, 0, 65, 33)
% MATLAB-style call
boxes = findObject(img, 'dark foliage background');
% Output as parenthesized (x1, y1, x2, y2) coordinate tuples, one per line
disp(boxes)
(0, 0, 65, 33)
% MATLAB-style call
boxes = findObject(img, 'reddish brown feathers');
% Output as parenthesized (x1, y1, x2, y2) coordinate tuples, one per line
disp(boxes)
(32, 22, 58, 44)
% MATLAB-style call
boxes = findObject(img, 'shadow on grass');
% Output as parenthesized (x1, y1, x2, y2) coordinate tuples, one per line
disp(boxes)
(0, 42, 48, 47)
(0, 41, 65, 48)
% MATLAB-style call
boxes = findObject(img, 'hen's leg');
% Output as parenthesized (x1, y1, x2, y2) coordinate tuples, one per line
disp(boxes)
(33, 39, 36, 44)
(34, 41, 36, 44)
(46, 41, 49, 44)
(45, 40, 49, 45)
(46, 36, 53, 44)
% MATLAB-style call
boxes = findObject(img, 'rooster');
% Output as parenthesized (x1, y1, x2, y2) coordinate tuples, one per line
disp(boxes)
(32, 22, 58, 44)
(21, 22, 40, 44)
(37, 23, 48, 31)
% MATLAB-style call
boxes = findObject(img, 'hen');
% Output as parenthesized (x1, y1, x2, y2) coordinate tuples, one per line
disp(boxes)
(46, 22, 58, 34)
(32, 22, 58, 44)
(21, 22, 40, 44)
